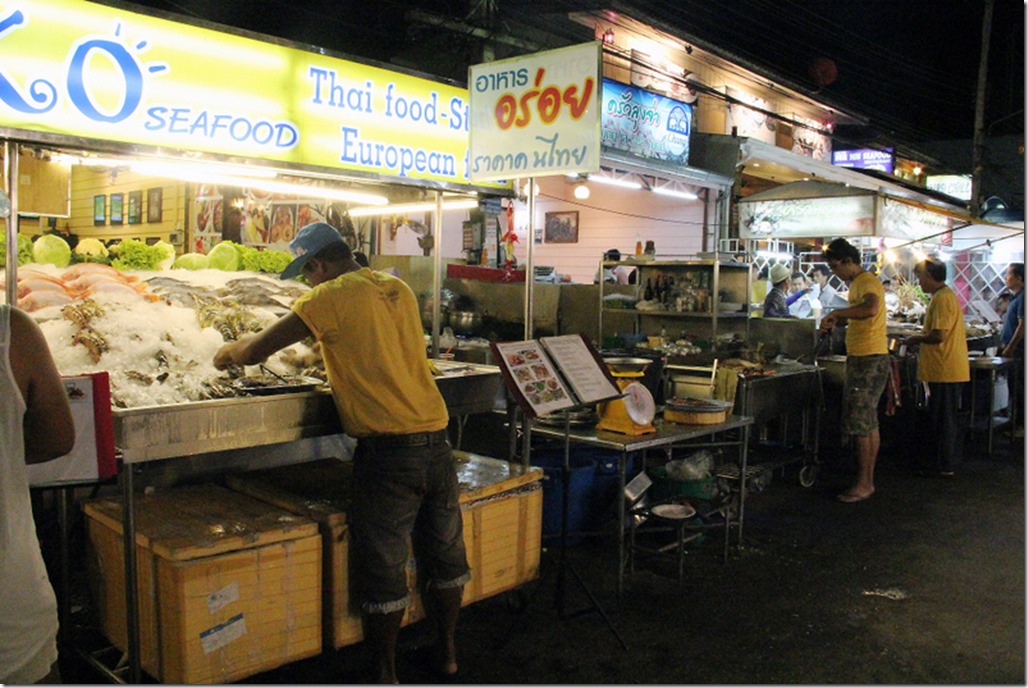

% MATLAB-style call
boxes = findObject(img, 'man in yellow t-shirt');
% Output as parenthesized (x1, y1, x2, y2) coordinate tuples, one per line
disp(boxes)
(819, 238, 889, 503)
(903, 258, 969, 476)
(214, 223, 469, 683)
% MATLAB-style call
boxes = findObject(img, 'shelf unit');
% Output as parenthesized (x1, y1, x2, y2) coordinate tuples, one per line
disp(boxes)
(598, 257, 752, 347)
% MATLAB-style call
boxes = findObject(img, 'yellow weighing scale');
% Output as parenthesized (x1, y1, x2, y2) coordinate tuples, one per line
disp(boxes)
(597, 357, 657, 435)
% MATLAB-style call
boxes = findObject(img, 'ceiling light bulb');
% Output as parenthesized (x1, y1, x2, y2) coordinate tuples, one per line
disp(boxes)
(574, 183, 590, 200)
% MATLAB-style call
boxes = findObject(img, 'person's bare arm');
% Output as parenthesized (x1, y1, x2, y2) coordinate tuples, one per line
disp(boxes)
(819, 292, 880, 333)
(10, 308, 75, 463)
(905, 328, 944, 346)
(214, 311, 313, 369)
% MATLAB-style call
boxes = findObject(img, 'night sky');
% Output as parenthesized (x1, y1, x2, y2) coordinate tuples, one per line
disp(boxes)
(115, 0, 1025, 144)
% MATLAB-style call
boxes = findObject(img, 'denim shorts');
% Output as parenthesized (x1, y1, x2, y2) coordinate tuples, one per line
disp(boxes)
(842, 354, 890, 435)
(350, 434, 470, 614)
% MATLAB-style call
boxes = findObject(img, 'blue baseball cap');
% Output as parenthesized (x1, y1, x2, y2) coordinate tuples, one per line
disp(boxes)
(280, 222, 344, 279)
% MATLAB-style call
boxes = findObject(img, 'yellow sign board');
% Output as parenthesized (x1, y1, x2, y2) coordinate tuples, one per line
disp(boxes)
(0, 0, 506, 189)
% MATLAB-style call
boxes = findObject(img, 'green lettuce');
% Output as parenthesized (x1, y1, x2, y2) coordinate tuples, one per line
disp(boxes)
(0, 234, 34, 267)
(207, 241, 241, 271)
(32, 234, 72, 267)
(172, 252, 210, 270)
(111, 238, 165, 271)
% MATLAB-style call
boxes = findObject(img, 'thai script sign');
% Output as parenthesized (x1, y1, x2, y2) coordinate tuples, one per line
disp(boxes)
(0, 0, 505, 188)
(467, 42, 601, 181)
(601, 79, 691, 165)
(926, 174, 972, 201)
(831, 148, 895, 174)
(739, 194, 954, 240)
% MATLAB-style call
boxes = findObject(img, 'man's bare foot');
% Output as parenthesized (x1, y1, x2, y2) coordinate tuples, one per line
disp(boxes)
(837, 487, 874, 503)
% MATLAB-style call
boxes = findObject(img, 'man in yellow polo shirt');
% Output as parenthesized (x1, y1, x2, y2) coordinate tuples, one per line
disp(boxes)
(214, 223, 469, 684)
(903, 258, 969, 476)
(819, 238, 889, 503)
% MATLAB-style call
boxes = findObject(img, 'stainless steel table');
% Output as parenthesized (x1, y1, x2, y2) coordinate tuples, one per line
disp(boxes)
(968, 356, 1018, 455)
(733, 365, 823, 486)
(523, 414, 753, 595)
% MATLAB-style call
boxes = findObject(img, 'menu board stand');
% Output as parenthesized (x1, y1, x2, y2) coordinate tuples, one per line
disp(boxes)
(492, 335, 628, 651)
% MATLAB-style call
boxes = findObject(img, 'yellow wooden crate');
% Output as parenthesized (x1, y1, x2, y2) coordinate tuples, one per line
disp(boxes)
(83, 484, 322, 684)
(224, 452, 543, 650)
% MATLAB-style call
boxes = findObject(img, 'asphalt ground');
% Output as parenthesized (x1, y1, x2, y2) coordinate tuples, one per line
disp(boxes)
(55, 425, 1025, 685)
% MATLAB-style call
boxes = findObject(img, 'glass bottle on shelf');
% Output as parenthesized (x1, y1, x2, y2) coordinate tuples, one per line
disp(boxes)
(644, 278, 654, 301)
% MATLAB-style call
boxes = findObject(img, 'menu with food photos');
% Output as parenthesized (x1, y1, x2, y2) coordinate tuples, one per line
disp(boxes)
(491, 334, 620, 418)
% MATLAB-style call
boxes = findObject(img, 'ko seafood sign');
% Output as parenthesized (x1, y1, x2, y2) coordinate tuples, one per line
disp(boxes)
(0, 0, 505, 188)
(468, 42, 602, 182)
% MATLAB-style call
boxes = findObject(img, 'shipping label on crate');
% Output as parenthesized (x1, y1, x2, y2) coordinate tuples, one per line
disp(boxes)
(200, 613, 248, 654)
(207, 581, 240, 614)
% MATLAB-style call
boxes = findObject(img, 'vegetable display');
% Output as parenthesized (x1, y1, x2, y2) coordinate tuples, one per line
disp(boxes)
(72, 237, 112, 265)
(237, 244, 293, 274)
(0, 234, 34, 267)
(32, 234, 72, 267)
(172, 252, 210, 270)
(207, 242, 242, 271)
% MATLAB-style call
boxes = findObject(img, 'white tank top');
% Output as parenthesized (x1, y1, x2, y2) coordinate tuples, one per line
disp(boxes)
(0, 305, 59, 682)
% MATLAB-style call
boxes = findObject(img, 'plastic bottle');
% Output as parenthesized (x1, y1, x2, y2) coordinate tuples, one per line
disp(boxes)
(635, 239, 643, 256)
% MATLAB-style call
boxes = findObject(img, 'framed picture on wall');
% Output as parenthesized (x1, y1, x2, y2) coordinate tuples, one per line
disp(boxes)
(109, 193, 124, 224)
(93, 195, 106, 226)
(146, 187, 163, 223)
(127, 190, 142, 225)
(544, 211, 579, 244)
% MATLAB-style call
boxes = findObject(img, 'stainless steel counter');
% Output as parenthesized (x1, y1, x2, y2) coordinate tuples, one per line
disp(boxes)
(114, 361, 503, 463)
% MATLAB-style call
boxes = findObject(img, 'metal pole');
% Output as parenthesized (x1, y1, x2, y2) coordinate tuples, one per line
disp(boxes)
(4, 141, 18, 307)
(970, 0, 994, 217)
(524, 178, 535, 340)
(431, 191, 443, 357)
(122, 464, 141, 683)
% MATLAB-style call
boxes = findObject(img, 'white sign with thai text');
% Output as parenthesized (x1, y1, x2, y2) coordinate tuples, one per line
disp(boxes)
(468, 42, 602, 182)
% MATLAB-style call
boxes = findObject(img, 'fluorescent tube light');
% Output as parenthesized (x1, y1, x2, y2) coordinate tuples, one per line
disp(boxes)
(57, 154, 388, 205)
(348, 199, 479, 217)
(132, 160, 278, 180)
(589, 175, 642, 189)
(130, 163, 389, 205)
(651, 186, 698, 201)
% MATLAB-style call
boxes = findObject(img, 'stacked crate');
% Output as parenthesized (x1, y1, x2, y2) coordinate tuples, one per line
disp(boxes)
(83, 484, 322, 684)
(224, 451, 543, 649)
